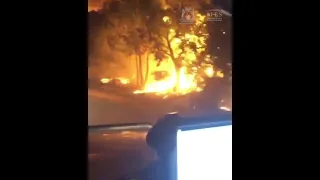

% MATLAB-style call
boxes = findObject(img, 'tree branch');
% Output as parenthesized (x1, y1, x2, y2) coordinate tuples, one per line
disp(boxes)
(164, 51, 172, 57)
(177, 51, 185, 59)
(165, 31, 175, 61)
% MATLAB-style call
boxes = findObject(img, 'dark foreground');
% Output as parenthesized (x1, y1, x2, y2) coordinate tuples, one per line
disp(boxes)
(88, 126, 156, 180)
(88, 89, 191, 126)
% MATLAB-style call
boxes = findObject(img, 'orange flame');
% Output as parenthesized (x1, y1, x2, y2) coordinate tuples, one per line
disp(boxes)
(134, 13, 223, 95)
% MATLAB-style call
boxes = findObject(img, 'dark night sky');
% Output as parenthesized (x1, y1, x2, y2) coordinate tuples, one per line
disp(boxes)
(210, 18, 232, 70)
(212, 0, 232, 12)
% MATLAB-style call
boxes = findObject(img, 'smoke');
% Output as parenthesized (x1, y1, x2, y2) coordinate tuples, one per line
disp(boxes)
(87, 0, 215, 81)
(88, 29, 136, 79)
(88, 10, 136, 80)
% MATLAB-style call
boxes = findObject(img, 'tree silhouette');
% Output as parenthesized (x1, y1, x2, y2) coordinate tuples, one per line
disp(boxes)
(88, 0, 232, 88)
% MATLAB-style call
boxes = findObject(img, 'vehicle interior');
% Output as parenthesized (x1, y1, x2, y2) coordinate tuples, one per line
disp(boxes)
(88, 0, 232, 179)
(88, 113, 232, 180)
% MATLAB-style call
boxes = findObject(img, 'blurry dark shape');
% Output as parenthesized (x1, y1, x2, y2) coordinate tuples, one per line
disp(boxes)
(146, 113, 181, 160)
(155, 51, 166, 66)
(213, 0, 232, 12)
(153, 71, 169, 81)
(190, 77, 227, 110)
(88, 78, 102, 89)
(141, 111, 231, 180)
(136, 28, 143, 34)
(108, 0, 121, 12)
(206, 5, 232, 77)
(119, 111, 232, 180)
(203, 77, 225, 96)
(188, 42, 197, 52)
(136, 28, 148, 40)
(89, 123, 155, 180)
(146, 111, 232, 159)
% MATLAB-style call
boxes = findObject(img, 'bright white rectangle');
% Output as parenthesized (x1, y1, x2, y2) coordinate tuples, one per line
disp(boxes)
(177, 125, 232, 180)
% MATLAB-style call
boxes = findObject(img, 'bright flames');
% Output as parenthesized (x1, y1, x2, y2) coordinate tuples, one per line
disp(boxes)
(219, 106, 231, 111)
(99, 13, 224, 96)
(101, 78, 130, 85)
(134, 14, 223, 95)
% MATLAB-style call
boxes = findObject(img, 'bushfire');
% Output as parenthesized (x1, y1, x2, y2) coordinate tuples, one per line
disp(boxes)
(101, 13, 223, 96)
(133, 14, 223, 95)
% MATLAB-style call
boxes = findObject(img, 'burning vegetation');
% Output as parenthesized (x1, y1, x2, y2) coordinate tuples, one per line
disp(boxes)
(89, 0, 230, 98)
(101, 78, 129, 85)
(133, 13, 224, 95)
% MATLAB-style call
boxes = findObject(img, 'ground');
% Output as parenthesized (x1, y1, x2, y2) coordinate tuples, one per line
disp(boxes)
(89, 128, 155, 180)
(88, 88, 231, 180)
(88, 89, 191, 126)
(88, 87, 231, 126)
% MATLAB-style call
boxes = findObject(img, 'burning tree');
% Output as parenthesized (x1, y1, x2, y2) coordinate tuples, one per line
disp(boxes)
(133, 0, 224, 95)
(90, 0, 227, 95)
(101, 0, 156, 87)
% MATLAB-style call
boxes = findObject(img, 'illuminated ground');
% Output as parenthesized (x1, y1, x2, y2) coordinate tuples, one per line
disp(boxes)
(88, 89, 192, 126)
(88, 89, 231, 126)
(89, 128, 156, 180)
(88, 88, 231, 180)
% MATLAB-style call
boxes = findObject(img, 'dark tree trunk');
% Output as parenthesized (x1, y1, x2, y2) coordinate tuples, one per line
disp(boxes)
(144, 53, 150, 86)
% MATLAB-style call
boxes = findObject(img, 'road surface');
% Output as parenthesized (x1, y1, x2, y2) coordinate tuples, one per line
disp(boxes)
(88, 89, 191, 126)
(89, 126, 156, 180)
(88, 89, 232, 180)
(88, 88, 231, 126)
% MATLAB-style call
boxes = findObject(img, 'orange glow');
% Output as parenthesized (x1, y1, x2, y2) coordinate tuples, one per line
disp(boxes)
(162, 16, 170, 23)
(220, 106, 231, 111)
(217, 71, 224, 78)
(134, 14, 224, 95)
(101, 78, 111, 83)
(204, 66, 214, 78)
(100, 77, 130, 85)
(118, 78, 129, 84)
(93, 2, 225, 96)
(88, 0, 110, 12)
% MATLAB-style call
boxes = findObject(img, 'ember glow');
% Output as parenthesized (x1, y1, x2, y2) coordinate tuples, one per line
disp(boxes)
(91, 0, 232, 113)
(101, 78, 111, 84)
(100, 78, 130, 85)
(133, 14, 223, 95)
(219, 106, 231, 111)
(95, 1, 226, 98)
(88, 0, 111, 12)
